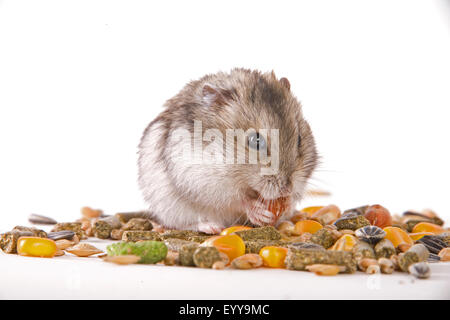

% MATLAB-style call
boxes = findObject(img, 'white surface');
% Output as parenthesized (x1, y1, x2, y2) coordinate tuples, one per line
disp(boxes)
(1, 236, 449, 300)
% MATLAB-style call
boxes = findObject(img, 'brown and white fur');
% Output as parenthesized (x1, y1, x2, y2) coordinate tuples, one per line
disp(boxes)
(138, 68, 318, 234)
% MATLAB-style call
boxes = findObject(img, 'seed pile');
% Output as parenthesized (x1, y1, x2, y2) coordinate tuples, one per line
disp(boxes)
(1, 204, 449, 279)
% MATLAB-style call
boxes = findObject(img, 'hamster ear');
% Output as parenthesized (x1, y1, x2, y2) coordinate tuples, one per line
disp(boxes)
(279, 77, 290, 91)
(202, 84, 234, 107)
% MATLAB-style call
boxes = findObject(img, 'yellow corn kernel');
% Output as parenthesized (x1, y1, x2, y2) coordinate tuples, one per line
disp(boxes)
(17, 237, 57, 258)
(201, 234, 245, 261)
(259, 246, 288, 268)
(383, 226, 413, 247)
(329, 234, 358, 251)
(220, 225, 251, 236)
(299, 206, 324, 217)
(294, 220, 323, 234)
(412, 222, 445, 235)
(408, 232, 434, 241)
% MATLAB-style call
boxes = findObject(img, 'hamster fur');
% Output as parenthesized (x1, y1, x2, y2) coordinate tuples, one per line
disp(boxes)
(138, 68, 318, 234)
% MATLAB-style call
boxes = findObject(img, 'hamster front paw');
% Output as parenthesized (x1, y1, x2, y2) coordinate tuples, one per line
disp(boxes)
(244, 200, 278, 226)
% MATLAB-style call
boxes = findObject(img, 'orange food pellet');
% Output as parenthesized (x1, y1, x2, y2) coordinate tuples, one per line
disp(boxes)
(411, 222, 445, 234)
(201, 234, 245, 261)
(364, 204, 392, 229)
(408, 232, 434, 241)
(17, 237, 57, 258)
(220, 225, 252, 236)
(259, 246, 288, 268)
(294, 220, 323, 234)
(329, 234, 358, 251)
(383, 226, 413, 248)
(299, 206, 324, 217)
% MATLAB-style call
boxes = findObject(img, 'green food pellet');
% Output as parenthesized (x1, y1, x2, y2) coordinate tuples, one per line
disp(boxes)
(334, 215, 370, 231)
(234, 226, 282, 241)
(106, 241, 168, 264)
(310, 228, 338, 249)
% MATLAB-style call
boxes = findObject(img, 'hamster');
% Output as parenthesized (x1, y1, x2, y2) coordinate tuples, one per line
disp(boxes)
(138, 68, 318, 234)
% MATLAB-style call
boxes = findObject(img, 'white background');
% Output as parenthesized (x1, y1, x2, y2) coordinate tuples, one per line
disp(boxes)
(1, 0, 450, 230)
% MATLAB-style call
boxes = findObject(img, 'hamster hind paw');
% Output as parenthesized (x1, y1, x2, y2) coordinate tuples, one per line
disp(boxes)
(197, 222, 225, 235)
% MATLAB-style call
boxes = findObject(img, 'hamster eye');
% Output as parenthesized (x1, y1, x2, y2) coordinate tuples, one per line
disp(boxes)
(298, 135, 301, 148)
(248, 132, 266, 151)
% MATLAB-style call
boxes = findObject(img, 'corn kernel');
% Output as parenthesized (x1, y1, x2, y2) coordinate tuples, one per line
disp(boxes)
(408, 232, 434, 241)
(294, 220, 323, 234)
(329, 234, 358, 251)
(383, 226, 413, 248)
(220, 225, 251, 236)
(299, 206, 324, 217)
(411, 222, 445, 235)
(259, 246, 288, 268)
(201, 234, 245, 261)
(17, 237, 57, 258)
